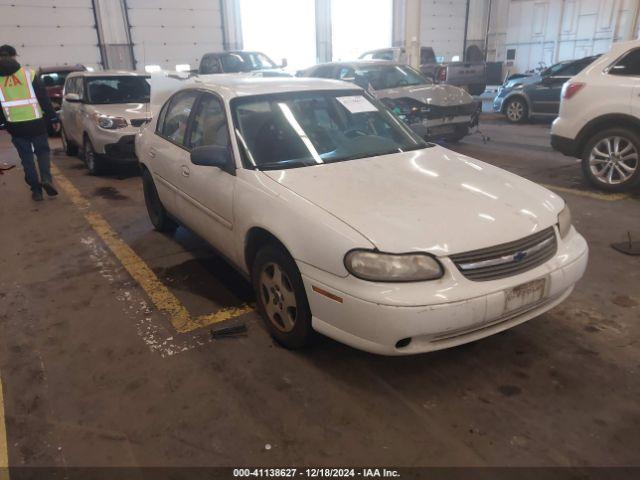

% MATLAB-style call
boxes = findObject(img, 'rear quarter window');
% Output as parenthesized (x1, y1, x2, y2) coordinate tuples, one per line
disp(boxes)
(609, 49, 640, 76)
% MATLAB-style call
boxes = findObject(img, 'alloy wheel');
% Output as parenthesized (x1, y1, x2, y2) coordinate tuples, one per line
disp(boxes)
(589, 136, 638, 185)
(506, 100, 524, 122)
(259, 262, 297, 333)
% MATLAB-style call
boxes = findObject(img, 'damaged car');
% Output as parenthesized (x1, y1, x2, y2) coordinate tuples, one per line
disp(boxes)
(299, 61, 480, 142)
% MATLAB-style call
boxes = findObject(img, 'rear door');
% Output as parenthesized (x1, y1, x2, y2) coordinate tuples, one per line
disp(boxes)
(178, 92, 236, 253)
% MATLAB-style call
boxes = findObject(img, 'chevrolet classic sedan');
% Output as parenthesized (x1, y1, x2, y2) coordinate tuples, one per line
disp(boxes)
(136, 77, 588, 355)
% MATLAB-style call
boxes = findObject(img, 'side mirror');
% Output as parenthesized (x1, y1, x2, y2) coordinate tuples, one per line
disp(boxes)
(64, 93, 81, 103)
(281, 58, 288, 68)
(190, 145, 234, 173)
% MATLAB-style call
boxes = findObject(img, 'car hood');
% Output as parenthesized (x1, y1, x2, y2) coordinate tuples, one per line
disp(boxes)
(86, 103, 150, 121)
(504, 74, 540, 90)
(376, 84, 474, 107)
(263, 146, 563, 256)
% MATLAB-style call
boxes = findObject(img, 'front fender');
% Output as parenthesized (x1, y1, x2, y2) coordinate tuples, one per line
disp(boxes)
(234, 169, 374, 277)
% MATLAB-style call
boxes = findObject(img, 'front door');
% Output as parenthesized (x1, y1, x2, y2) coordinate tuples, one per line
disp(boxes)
(177, 92, 236, 254)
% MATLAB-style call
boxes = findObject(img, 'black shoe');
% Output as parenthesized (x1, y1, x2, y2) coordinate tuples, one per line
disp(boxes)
(32, 190, 44, 202)
(42, 182, 58, 197)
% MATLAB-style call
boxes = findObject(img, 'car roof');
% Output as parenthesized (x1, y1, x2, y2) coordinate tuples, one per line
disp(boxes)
(312, 60, 402, 69)
(39, 65, 85, 74)
(67, 70, 149, 78)
(181, 75, 360, 99)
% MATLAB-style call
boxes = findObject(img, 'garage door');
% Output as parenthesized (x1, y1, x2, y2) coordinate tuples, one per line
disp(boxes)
(126, 0, 224, 71)
(0, 0, 102, 69)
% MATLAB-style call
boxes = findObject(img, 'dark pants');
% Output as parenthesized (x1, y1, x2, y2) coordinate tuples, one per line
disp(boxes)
(11, 134, 52, 193)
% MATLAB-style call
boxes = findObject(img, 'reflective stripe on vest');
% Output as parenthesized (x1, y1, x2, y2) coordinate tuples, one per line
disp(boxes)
(0, 67, 43, 123)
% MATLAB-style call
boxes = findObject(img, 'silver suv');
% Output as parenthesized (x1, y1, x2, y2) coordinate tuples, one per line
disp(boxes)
(60, 71, 151, 174)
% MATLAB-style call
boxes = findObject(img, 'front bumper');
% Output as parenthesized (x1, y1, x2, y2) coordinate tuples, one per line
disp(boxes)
(300, 228, 588, 355)
(493, 94, 506, 113)
(103, 135, 137, 162)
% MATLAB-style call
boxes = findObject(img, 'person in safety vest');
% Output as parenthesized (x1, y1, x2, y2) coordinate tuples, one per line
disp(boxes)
(0, 45, 60, 201)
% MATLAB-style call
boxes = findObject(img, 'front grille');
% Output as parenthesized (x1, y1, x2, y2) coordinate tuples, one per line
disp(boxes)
(423, 102, 479, 119)
(130, 118, 150, 127)
(450, 227, 557, 281)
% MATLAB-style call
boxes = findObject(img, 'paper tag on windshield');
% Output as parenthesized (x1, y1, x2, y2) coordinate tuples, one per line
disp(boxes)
(336, 95, 377, 114)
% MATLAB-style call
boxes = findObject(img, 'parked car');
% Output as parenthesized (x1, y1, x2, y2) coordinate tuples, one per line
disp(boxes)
(136, 76, 588, 355)
(551, 41, 640, 192)
(299, 61, 480, 142)
(359, 46, 487, 95)
(38, 65, 86, 135)
(494, 55, 599, 124)
(60, 71, 151, 174)
(199, 51, 289, 76)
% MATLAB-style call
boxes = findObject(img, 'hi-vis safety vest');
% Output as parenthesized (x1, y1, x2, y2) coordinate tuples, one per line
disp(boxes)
(0, 67, 43, 123)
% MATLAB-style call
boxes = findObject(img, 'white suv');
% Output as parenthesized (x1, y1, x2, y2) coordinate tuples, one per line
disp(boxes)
(551, 40, 640, 192)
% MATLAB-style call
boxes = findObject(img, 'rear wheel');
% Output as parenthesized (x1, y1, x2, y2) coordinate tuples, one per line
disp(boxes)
(252, 244, 315, 349)
(504, 97, 528, 124)
(61, 126, 78, 156)
(581, 128, 640, 192)
(83, 137, 102, 175)
(142, 168, 178, 232)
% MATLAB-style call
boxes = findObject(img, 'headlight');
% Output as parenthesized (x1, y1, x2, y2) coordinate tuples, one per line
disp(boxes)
(344, 250, 444, 282)
(558, 205, 572, 239)
(94, 114, 128, 129)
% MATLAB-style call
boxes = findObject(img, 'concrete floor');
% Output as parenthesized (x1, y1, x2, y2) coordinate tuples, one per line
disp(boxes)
(0, 115, 639, 469)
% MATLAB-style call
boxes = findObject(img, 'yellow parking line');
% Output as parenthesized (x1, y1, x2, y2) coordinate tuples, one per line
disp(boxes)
(52, 165, 253, 333)
(541, 183, 630, 202)
(0, 372, 8, 479)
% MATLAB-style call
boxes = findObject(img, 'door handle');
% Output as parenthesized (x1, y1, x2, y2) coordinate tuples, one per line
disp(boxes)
(148, 147, 157, 158)
(181, 165, 190, 177)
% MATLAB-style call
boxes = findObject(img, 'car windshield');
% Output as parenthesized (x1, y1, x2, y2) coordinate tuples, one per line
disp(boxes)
(39, 71, 73, 87)
(231, 90, 428, 170)
(350, 65, 431, 90)
(221, 52, 278, 73)
(86, 76, 150, 104)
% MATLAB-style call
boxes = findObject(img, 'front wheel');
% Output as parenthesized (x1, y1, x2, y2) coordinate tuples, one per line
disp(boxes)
(504, 97, 528, 124)
(61, 126, 78, 156)
(83, 137, 102, 175)
(142, 168, 178, 232)
(252, 244, 315, 349)
(581, 128, 640, 192)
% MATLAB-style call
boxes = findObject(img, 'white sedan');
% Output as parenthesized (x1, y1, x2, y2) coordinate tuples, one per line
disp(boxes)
(136, 76, 588, 355)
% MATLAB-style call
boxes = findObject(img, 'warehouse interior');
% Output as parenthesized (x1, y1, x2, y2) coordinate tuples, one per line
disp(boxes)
(0, 0, 639, 478)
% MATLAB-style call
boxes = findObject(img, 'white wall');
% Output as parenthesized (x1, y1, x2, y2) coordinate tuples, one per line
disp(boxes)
(0, 0, 102, 69)
(488, 0, 640, 73)
(126, 0, 224, 71)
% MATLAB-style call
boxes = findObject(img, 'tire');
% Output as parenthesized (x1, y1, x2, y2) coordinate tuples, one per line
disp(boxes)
(252, 244, 315, 349)
(61, 126, 78, 156)
(83, 136, 102, 175)
(141, 168, 178, 233)
(468, 84, 486, 96)
(581, 127, 640, 192)
(504, 97, 528, 124)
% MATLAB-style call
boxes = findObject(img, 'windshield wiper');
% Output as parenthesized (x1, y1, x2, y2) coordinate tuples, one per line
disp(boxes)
(255, 160, 318, 171)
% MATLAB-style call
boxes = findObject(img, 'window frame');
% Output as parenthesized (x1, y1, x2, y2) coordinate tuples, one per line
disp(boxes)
(185, 91, 233, 152)
(606, 48, 640, 77)
(154, 89, 201, 151)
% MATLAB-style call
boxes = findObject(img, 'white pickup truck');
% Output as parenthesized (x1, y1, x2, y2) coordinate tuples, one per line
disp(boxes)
(360, 46, 487, 95)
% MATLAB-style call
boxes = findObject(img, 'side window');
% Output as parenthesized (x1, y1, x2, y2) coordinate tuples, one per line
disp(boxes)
(610, 49, 640, 76)
(338, 67, 355, 79)
(372, 50, 393, 61)
(76, 77, 85, 99)
(64, 77, 76, 95)
(200, 55, 222, 74)
(161, 91, 199, 147)
(155, 100, 170, 134)
(360, 52, 374, 60)
(187, 94, 230, 149)
(313, 66, 336, 79)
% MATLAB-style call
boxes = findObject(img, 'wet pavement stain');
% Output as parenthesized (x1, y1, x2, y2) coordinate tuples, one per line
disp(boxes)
(611, 295, 638, 308)
(93, 186, 129, 201)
